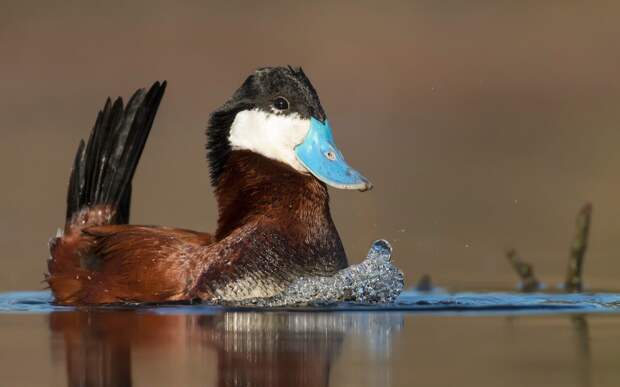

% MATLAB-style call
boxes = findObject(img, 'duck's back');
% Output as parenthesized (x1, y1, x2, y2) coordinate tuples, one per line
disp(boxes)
(49, 224, 214, 304)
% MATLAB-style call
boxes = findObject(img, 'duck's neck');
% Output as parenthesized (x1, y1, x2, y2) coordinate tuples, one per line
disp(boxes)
(214, 150, 337, 238)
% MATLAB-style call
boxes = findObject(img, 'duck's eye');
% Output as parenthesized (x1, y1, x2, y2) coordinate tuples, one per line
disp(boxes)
(273, 97, 289, 111)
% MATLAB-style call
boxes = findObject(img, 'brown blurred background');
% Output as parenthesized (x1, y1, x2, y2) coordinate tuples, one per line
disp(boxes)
(1, 0, 620, 292)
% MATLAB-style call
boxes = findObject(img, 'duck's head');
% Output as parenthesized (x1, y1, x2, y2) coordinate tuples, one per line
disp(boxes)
(207, 66, 372, 191)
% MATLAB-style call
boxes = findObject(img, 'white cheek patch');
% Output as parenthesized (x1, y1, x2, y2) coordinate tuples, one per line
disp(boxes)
(228, 109, 311, 172)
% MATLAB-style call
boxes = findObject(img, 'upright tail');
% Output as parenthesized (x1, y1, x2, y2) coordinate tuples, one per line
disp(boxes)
(65, 81, 166, 228)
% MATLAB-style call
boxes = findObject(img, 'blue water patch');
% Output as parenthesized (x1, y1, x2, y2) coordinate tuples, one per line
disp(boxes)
(1, 290, 620, 315)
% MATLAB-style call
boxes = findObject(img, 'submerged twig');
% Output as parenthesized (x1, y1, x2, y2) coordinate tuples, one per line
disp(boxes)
(565, 203, 592, 292)
(506, 248, 540, 292)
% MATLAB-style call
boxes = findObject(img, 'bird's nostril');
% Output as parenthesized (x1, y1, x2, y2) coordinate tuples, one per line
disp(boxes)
(325, 151, 336, 161)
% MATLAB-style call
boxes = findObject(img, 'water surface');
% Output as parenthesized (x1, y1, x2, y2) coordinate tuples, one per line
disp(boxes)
(1, 291, 620, 387)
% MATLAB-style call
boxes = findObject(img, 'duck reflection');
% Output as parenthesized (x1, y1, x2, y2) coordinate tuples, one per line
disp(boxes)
(49, 309, 403, 387)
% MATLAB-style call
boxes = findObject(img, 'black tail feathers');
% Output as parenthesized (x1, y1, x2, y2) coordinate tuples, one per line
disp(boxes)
(66, 81, 167, 225)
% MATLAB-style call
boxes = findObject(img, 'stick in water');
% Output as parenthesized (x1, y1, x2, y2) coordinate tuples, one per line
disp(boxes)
(565, 203, 592, 292)
(506, 248, 540, 292)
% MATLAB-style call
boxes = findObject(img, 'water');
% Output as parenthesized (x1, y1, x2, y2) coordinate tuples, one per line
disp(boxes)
(2, 290, 620, 387)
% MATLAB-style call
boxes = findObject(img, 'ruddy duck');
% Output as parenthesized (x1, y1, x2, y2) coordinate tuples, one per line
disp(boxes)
(47, 66, 372, 305)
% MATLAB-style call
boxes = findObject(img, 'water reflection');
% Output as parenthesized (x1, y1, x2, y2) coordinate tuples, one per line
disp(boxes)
(48, 310, 403, 387)
(504, 313, 593, 387)
(570, 315, 591, 387)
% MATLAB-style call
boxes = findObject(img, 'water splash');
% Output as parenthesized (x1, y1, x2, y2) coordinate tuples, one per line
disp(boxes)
(212, 239, 405, 307)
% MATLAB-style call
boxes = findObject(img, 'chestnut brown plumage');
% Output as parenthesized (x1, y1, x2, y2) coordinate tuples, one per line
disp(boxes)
(47, 71, 349, 305)
(48, 151, 346, 304)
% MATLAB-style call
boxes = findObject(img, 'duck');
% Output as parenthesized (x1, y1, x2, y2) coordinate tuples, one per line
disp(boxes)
(47, 66, 372, 305)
